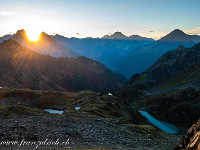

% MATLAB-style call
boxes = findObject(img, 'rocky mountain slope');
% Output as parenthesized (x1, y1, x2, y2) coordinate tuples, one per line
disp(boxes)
(0, 39, 127, 93)
(115, 41, 200, 129)
(0, 29, 78, 58)
(126, 42, 200, 91)
(53, 34, 154, 77)
(116, 29, 200, 78)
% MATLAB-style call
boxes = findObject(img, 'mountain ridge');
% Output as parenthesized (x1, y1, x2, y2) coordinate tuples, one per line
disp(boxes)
(0, 39, 127, 93)
(1, 29, 79, 58)
(159, 29, 195, 43)
(102, 31, 155, 41)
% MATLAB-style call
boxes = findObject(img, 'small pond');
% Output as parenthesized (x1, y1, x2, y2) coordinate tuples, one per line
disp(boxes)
(44, 109, 64, 114)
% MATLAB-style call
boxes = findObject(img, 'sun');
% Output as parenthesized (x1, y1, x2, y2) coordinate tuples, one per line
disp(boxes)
(26, 29, 41, 41)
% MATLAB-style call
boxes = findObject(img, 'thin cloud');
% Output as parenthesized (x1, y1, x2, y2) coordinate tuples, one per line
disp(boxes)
(0, 10, 16, 16)
(186, 27, 200, 35)
(138, 30, 154, 33)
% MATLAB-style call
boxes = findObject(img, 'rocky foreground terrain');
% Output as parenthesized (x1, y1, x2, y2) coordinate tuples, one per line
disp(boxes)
(0, 88, 181, 150)
(0, 114, 180, 150)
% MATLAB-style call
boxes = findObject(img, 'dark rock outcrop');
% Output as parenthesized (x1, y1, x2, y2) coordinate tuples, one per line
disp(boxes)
(175, 119, 200, 150)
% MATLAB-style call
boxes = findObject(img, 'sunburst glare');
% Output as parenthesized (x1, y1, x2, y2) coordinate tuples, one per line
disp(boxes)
(26, 29, 41, 41)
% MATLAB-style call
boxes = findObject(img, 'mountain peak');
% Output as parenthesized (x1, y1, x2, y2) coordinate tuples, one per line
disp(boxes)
(40, 32, 51, 39)
(15, 29, 26, 35)
(168, 29, 187, 37)
(14, 29, 28, 41)
(102, 31, 127, 39)
(171, 29, 184, 34)
(159, 29, 193, 43)
(40, 31, 48, 36)
(113, 31, 124, 35)
(111, 32, 127, 39)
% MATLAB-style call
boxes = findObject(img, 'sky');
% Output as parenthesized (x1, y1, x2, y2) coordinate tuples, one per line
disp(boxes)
(0, 0, 200, 39)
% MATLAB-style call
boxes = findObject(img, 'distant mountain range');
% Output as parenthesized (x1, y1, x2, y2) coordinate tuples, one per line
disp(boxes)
(102, 32, 155, 42)
(53, 33, 155, 75)
(1, 29, 200, 80)
(0, 29, 78, 58)
(115, 29, 200, 78)
(0, 39, 127, 93)
(52, 29, 200, 79)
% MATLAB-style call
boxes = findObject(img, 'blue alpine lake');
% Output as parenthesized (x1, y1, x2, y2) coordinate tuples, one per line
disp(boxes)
(139, 110, 179, 133)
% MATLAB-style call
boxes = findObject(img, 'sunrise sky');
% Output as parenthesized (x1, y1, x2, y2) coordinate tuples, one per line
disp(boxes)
(0, 0, 200, 39)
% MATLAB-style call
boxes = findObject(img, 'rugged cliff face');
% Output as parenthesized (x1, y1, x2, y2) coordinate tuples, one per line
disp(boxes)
(0, 39, 127, 93)
(175, 119, 200, 150)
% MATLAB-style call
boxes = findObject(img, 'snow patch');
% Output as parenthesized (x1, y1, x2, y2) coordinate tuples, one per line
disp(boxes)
(108, 93, 113, 96)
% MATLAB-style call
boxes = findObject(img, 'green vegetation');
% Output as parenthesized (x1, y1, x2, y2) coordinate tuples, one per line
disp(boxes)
(0, 88, 142, 124)
(0, 105, 44, 119)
